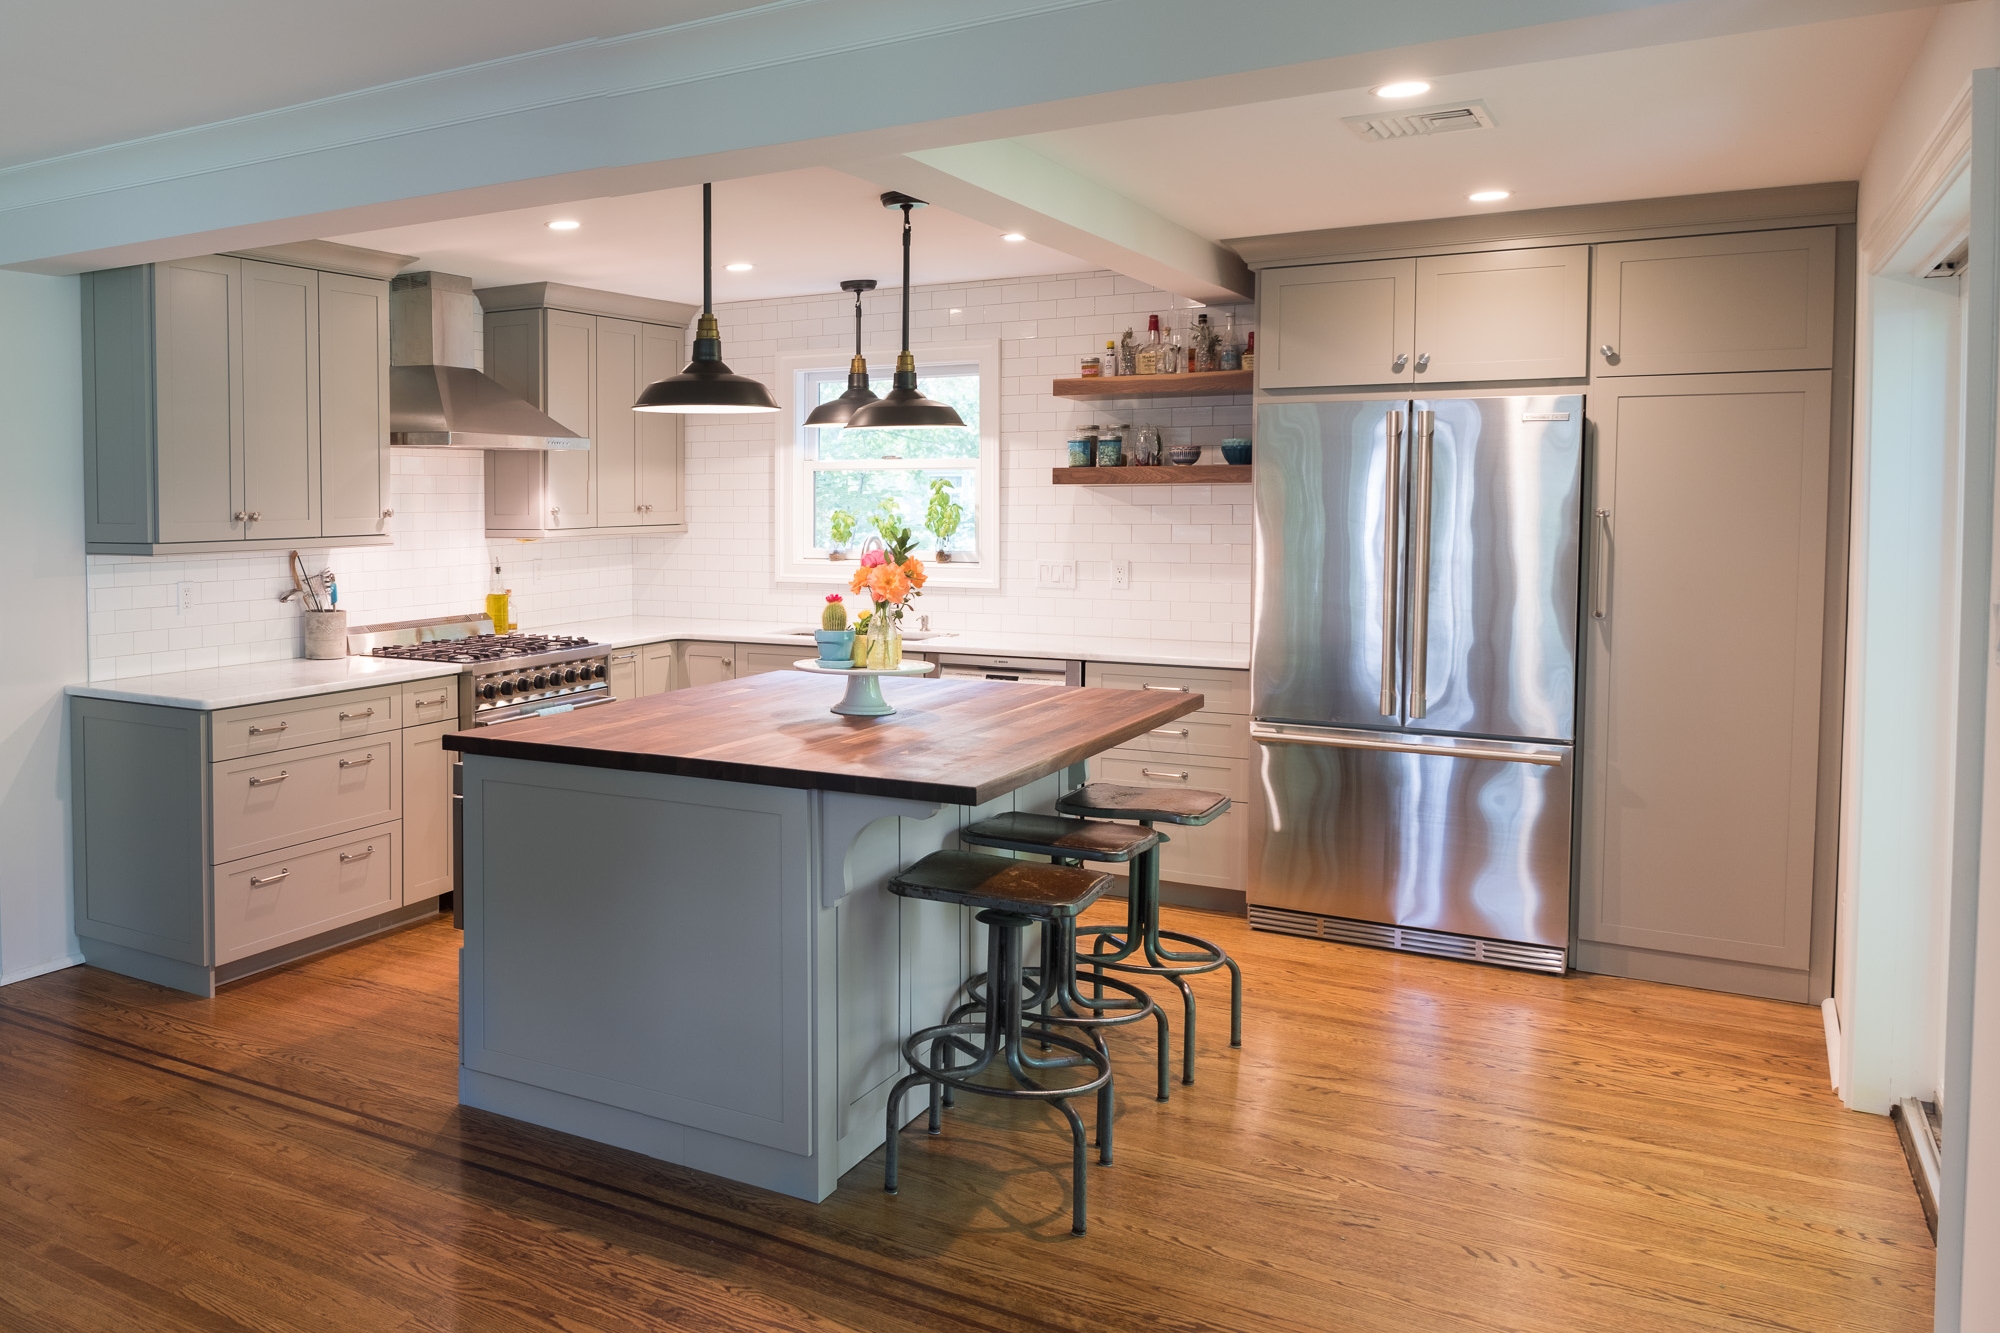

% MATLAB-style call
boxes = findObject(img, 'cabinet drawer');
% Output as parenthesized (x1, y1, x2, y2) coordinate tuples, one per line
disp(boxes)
(213, 822, 400, 964)
(212, 686, 398, 759)
(1116, 710, 1248, 760)
(1091, 751, 1250, 804)
(1098, 806, 1247, 892)
(212, 733, 401, 863)
(1086, 663, 1249, 716)
(401, 679, 459, 728)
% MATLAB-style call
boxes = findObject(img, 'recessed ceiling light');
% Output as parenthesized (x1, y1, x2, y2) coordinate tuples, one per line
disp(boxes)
(725, 262, 753, 272)
(1001, 232, 1026, 242)
(1468, 190, 1512, 203)
(1373, 80, 1431, 99)
(546, 219, 580, 231)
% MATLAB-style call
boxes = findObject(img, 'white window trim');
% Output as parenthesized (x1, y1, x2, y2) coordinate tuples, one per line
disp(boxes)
(772, 340, 1001, 589)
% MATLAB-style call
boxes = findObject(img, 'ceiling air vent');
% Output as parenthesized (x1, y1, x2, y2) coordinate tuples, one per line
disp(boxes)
(1344, 99, 1497, 142)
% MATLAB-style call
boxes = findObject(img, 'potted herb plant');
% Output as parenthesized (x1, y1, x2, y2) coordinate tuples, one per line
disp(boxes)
(925, 478, 964, 562)
(827, 508, 857, 560)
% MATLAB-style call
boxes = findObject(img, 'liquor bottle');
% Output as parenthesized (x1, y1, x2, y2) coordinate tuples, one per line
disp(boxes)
(1243, 330, 1256, 374)
(1192, 313, 1213, 372)
(1119, 327, 1137, 376)
(1136, 314, 1161, 375)
(1103, 339, 1120, 376)
(1219, 312, 1242, 371)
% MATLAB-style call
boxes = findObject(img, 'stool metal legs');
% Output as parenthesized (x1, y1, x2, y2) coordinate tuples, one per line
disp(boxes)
(886, 910, 1109, 1235)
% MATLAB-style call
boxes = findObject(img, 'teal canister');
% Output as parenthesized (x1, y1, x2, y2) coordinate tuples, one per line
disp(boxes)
(1096, 433, 1125, 467)
(1067, 437, 1096, 467)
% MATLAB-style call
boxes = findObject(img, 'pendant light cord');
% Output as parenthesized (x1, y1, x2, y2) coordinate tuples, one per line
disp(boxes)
(854, 287, 864, 357)
(702, 182, 713, 316)
(899, 201, 913, 354)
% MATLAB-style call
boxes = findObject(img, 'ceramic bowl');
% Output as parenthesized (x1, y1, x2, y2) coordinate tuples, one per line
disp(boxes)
(1220, 440, 1253, 466)
(1167, 443, 1204, 466)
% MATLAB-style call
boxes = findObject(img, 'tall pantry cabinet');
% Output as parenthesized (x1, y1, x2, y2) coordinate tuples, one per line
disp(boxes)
(81, 247, 399, 554)
(1247, 188, 1851, 1002)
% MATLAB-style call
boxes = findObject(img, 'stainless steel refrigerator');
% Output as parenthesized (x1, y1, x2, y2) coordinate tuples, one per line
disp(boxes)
(1248, 395, 1583, 973)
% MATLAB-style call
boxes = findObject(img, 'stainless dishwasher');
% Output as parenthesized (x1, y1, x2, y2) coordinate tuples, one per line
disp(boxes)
(933, 654, 1083, 687)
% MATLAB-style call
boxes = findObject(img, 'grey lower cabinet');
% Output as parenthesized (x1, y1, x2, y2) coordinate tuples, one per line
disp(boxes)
(479, 286, 692, 539)
(1083, 662, 1251, 910)
(81, 255, 394, 555)
(70, 679, 455, 996)
(1575, 371, 1834, 1001)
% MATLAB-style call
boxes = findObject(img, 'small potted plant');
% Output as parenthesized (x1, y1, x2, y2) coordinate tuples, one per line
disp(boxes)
(850, 608, 873, 666)
(827, 508, 857, 561)
(925, 477, 965, 562)
(814, 594, 854, 668)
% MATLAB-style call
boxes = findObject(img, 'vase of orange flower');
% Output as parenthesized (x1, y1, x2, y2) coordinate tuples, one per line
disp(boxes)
(849, 515, 928, 669)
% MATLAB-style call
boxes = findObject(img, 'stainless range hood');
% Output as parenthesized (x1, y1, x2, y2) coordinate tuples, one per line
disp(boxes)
(390, 271, 589, 451)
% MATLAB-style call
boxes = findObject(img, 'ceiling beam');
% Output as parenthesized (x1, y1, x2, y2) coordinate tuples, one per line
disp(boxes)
(0, 0, 1940, 273)
(851, 142, 1252, 304)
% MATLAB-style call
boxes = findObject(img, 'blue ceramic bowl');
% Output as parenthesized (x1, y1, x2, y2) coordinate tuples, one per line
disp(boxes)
(1221, 439, 1253, 466)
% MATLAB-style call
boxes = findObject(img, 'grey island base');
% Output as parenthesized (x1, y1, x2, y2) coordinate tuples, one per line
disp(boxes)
(447, 671, 1203, 1202)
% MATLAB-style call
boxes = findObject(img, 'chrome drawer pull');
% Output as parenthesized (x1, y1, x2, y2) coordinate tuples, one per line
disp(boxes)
(1151, 727, 1190, 737)
(1140, 684, 1190, 693)
(338, 755, 374, 768)
(418, 695, 449, 707)
(339, 708, 375, 721)
(1141, 768, 1190, 780)
(248, 771, 288, 787)
(249, 869, 289, 888)
(247, 721, 288, 736)
(338, 846, 374, 863)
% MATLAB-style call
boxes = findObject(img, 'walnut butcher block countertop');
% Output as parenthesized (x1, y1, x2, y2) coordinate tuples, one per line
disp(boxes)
(444, 672, 1204, 806)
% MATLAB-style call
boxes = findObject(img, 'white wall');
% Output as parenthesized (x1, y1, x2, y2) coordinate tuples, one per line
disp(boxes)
(642, 269, 1256, 641)
(0, 271, 87, 983)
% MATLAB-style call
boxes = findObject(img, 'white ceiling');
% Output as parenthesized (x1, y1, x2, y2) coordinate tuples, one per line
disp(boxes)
(330, 8, 1935, 305)
(1022, 8, 1935, 242)
(330, 169, 1087, 305)
(0, 0, 765, 170)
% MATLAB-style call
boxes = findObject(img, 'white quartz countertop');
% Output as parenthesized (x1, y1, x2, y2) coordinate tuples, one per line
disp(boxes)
(539, 617, 1251, 671)
(65, 656, 462, 711)
(65, 618, 1247, 712)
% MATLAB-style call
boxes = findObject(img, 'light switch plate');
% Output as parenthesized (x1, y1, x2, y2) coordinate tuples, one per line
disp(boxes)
(1037, 561, 1076, 590)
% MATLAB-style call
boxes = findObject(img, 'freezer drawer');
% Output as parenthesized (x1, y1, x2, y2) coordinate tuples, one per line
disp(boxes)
(1250, 730, 1573, 950)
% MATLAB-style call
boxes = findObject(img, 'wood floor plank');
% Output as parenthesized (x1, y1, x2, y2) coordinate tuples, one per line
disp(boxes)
(0, 910, 1932, 1332)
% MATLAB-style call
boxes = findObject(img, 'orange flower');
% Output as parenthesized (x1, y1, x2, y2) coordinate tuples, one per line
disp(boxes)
(868, 565, 912, 604)
(900, 557, 927, 589)
(848, 566, 872, 596)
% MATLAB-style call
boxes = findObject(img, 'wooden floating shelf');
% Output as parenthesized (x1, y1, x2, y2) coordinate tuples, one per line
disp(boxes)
(1051, 369, 1253, 399)
(1052, 465, 1254, 486)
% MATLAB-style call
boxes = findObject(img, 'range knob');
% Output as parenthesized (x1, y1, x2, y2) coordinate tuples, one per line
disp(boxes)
(564, 667, 578, 683)
(517, 676, 533, 695)
(533, 672, 549, 689)
(498, 680, 514, 696)
(592, 663, 607, 680)
(481, 682, 498, 700)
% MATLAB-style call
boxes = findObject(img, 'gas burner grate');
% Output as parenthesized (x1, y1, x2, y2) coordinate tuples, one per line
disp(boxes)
(370, 632, 597, 664)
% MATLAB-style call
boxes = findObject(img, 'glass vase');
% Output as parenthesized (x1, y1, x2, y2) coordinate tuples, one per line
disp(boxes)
(865, 612, 903, 668)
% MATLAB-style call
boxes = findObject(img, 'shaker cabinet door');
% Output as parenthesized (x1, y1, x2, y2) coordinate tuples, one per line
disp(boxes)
(319, 272, 391, 538)
(402, 720, 454, 904)
(544, 310, 596, 531)
(238, 260, 320, 541)
(1412, 245, 1588, 383)
(636, 323, 685, 526)
(595, 317, 643, 526)
(1591, 228, 1836, 376)
(678, 643, 737, 689)
(154, 256, 245, 544)
(1259, 259, 1415, 389)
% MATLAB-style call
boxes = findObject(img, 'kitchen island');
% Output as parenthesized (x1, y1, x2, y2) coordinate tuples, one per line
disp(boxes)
(445, 671, 1202, 1201)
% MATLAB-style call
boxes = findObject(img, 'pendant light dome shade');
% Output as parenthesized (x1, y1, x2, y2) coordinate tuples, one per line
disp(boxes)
(803, 279, 880, 428)
(634, 182, 779, 415)
(842, 194, 965, 432)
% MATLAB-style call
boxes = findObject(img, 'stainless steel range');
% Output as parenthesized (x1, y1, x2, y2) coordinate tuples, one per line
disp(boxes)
(346, 615, 615, 727)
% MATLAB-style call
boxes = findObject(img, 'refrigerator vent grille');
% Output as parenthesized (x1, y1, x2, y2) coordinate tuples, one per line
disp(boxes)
(1343, 100, 1498, 142)
(1248, 907, 1566, 975)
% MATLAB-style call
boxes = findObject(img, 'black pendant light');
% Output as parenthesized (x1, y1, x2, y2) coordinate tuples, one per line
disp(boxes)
(843, 193, 966, 431)
(802, 279, 879, 428)
(633, 182, 779, 415)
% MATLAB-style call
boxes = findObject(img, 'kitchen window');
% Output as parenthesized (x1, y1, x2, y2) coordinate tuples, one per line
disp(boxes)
(773, 342, 1001, 588)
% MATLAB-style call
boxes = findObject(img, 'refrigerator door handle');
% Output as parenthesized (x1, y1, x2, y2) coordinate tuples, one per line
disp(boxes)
(1407, 409, 1436, 718)
(1593, 508, 1612, 621)
(1380, 409, 1405, 715)
(1251, 721, 1568, 767)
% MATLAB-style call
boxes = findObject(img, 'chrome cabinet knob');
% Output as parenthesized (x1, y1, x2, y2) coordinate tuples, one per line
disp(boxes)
(1392, 353, 1409, 373)
(1414, 352, 1430, 373)
(1599, 343, 1620, 364)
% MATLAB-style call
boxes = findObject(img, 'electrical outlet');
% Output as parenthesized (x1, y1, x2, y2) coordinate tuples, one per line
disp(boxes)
(174, 581, 194, 618)
(1110, 560, 1132, 591)
(1037, 561, 1076, 591)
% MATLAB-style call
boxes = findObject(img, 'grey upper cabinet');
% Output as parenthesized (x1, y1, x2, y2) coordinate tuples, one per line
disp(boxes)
(1576, 371, 1833, 1001)
(1260, 258, 1415, 389)
(81, 255, 395, 555)
(479, 290, 688, 539)
(1591, 227, 1836, 376)
(1259, 246, 1588, 389)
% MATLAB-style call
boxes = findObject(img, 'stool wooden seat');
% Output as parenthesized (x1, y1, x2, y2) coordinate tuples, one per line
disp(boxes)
(1053, 783, 1245, 1084)
(961, 811, 1160, 861)
(883, 851, 1118, 1235)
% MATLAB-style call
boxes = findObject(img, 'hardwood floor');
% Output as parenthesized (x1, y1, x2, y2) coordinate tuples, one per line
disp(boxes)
(0, 909, 1932, 1332)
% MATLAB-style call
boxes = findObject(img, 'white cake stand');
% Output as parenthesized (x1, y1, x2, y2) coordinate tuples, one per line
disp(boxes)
(793, 659, 936, 717)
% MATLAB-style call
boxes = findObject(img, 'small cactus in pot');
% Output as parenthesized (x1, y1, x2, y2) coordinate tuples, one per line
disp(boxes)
(814, 594, 855, 668)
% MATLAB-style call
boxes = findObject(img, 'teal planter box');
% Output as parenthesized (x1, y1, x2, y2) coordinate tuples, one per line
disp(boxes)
(814, 628, 856, 667)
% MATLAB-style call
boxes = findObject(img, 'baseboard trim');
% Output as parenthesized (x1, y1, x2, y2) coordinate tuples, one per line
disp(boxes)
(216, 898, 445, 988)
(1821, 997, 1842, 1093)
(1890, 1097, 1942, 1240)
(0, 952, 84, 987)
(1572, 940, 1810, 1003)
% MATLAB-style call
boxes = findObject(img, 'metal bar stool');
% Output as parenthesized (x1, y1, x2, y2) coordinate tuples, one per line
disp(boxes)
(1055, 781, 1244, 1085)
(957, 811, 1172, 1102)
(883, 850, 1116, 1236)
